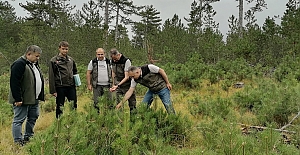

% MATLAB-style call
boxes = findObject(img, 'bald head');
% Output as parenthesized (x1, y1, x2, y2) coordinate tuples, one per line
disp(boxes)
(96, 48, 105, 60)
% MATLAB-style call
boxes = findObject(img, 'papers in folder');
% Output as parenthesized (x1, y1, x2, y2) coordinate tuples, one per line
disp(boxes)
(73, 74, 81, 86)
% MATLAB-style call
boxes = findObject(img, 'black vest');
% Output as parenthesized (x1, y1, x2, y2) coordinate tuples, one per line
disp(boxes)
(111, 54, 131, 86)
(135, 65, 167, 92)
(90, 57, 112, 87)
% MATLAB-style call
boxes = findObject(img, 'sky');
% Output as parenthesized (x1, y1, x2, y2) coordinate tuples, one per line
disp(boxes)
(10, 0, 289, 38)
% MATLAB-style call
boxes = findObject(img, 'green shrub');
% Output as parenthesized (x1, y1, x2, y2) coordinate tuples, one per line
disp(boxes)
(0, 99, 13, 126)
(188, 96, 234, 120)
(41, 97, 56, 112)
(26, 101, 193, 154)
(233, 78, 300, 127)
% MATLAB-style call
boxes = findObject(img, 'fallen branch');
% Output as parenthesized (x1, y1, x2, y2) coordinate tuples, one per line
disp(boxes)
(238, 123, 296, 134)
(280, 111, 300, 130)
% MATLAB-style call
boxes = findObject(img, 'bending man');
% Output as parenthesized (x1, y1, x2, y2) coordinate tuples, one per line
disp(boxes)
(112, 64, 175, 114)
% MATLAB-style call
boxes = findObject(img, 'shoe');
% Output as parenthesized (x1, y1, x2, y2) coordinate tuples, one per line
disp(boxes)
(23, 137, 30, 143)
(15, 140, 25, 147)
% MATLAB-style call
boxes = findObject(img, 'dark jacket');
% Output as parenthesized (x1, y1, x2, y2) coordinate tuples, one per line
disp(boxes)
(134, 65, 167, 92)
(90, 57, 112, 88)
(49, 54, 78, 94)
(111, 54, 131, 87)
(9, 56, 45, 104)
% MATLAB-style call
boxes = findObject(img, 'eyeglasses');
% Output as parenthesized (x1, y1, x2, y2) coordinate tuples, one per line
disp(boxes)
(97, 54, 104, 55)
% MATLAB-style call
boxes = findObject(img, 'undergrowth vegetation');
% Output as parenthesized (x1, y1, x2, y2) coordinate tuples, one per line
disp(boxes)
(25, 103, 192, 155)
(1, 57, 300, 154)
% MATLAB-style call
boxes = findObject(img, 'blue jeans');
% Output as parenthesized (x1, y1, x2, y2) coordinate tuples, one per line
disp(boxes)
(12, 101, 39, 142)
(142, 88, 175, 114)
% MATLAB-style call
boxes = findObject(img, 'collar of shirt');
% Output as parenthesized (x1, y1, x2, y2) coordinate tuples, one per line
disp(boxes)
(97, 57, 106, 61)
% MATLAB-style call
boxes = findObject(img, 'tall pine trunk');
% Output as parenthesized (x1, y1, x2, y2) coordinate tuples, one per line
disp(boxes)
(238, 0, 243, 37)
(114, 6, 120, 46)
(104, 0, 109, 49)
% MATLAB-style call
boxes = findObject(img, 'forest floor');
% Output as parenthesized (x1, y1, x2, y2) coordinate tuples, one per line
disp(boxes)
(0, 81, 242, 155)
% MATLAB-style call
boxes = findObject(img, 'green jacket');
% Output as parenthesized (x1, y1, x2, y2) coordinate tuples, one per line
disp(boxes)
(9, 56, 45, 105)
(49, 54, 78, 94)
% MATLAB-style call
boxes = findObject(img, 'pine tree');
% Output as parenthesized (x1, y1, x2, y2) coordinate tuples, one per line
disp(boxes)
(131, 5, 161, 63)
(132, 5, 161, 49)
(236, 0, 267, 37)
(80, 0, 102, 28)
(0, 1, 20, 68)
(185, 0, 219, 33)
(19, 0, 75, 27)
(281, 0, 300, 58)
(97, 0, 142, 46)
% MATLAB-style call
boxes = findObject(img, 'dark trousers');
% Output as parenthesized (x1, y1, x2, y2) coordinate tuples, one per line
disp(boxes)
(93, 85, 112, 113)
(55, 86, 77, 118)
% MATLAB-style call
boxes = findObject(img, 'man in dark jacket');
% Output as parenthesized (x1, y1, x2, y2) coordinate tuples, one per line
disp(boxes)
(86, 48, 113, 113)
(49, 41, 78, 118)
(113, 64, 175, 114)
(9, 45, 45, 145)
(109, 48, 136, 113)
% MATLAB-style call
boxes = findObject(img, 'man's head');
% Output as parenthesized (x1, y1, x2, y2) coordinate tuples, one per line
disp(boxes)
(25, 45, 42, 63)
(58, 41, 69, 57)
(96, 48, 105, 60)
(110, 48, 121, 62)
(127, 66, 141, 80)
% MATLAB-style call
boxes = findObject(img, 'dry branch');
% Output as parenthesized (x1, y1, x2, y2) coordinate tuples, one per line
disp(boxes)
(238, 123, 296, 134)
(280, 111, 300, 130)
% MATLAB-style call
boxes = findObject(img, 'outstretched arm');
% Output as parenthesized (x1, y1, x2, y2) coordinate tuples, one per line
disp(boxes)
(158, 68, 172, 90)
(116, 87, 135, 109)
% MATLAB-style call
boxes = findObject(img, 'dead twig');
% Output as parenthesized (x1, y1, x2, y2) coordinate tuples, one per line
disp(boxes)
(238, 123, 296, 134)
(280, 111, 300, 131)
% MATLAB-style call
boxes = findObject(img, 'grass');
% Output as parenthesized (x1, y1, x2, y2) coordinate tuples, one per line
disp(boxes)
(0, 80, 257, 155)
(0, 95, 93, 155)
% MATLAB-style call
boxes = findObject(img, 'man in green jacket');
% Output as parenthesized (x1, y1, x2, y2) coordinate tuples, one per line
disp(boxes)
(49, 41, 78, 118)
(9, 45, 45, 145)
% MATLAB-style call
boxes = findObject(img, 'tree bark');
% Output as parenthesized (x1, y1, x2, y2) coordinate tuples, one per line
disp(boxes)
(104, 0, 109, 49)
(238, 0, 243, 37)
(115, 6, 120, 46)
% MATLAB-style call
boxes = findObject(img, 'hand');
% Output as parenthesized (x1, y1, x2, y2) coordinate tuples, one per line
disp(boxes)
(116, 103, 122, 109)
(52, 93, 57, 97)
(166, 83, 172, 90)
(14, 102, 22, 107)
(87, 84, 92, 91)
(109, 85, 118, 92)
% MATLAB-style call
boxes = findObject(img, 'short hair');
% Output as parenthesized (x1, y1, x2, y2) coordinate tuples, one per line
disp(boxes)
(110, 48, 120, 55)
(25, 45, 42, 54)
(127, 66, 138, 72)
(59, 41, 69, 48)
